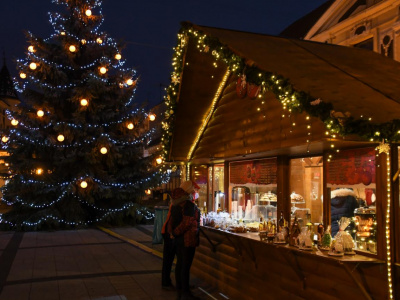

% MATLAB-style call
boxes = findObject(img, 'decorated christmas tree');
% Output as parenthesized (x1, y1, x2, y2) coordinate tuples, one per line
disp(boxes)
(0, 0, 165, 230)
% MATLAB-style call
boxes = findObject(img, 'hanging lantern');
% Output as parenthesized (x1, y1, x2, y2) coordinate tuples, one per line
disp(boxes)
(37, 110, 44, 117)
(149, 113, 156, 121)
(127, 122, 134, 130)
(85, 9, 92, 16)
(20, 72, 27, 79)
(80, 180, 88, 188)
(28, 45, 35, 52)
(36, 168, 43, 175)
(126, 79, 134, 86)
(99, 66, 107, 74)
(96, 37, 103, 44)
(69, 45, 77, 52)
(156, 157, 163, 165)
(57, 134, 65, 142)
(1, 136, 9, 143)
(29, 62, 37, 70)
(11, 119, 18, 126)
(100, 147, 108, 154)
(80, 99, 88, 106)
(115, 53, 122, 60)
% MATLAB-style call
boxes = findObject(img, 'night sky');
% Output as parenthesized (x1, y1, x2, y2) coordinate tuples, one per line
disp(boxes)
(0, 0, 327, 107)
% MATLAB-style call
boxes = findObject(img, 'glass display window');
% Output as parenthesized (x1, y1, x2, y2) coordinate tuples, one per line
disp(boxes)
(212, 165, 225, 212)
(191, 165, 208, 212)
(290, 156, 323, 229)
(229, 158, 277, 222)
(326, 147, 377, 254)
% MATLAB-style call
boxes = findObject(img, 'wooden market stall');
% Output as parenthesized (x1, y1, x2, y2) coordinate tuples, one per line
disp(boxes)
(161, 22, 400, 299)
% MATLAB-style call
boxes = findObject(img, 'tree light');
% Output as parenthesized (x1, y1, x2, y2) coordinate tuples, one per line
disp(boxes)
(115, 53, 122, 60)
(1, 136, 9, 143)
(126, 79, 134, 86)
(96, 38, 103, 44)
(100, 147, 108, 154)
(80, 181, 88, 189)
(127, 123, 134, 130)
(156, 157, 163, 165)
(57, 134, 65, 142)
(69, 45, 77, 52)
(28, 46, 35, 52)
(29, 62, 37, 70)
(81, 39, 87, 44)
(85, 9, 92, 16)
(20, 72, 27, 79)
(80, 99, 88, 106)
(99, 67, 107, 74)
(145, 189, 151, 195)
(36, 168, 43, 175)
(11, 119, 18, 126)
(37, 110, 44, 117)
(149, 113, 156, 121)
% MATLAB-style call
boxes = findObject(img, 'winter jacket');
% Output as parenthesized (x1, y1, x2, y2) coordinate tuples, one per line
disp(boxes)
(331, 189, 359, 237)
(168, 188, 200, 248)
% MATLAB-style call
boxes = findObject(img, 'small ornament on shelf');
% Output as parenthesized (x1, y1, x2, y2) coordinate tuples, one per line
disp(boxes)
(320, 225, 332, 251)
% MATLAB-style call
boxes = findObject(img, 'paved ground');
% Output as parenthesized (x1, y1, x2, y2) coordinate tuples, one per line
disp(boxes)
(0, 225, 228, 300)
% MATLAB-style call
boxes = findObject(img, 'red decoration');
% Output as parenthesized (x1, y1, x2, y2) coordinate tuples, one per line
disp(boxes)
(236, 75, 247, 98)
(247, 83, 261, 99)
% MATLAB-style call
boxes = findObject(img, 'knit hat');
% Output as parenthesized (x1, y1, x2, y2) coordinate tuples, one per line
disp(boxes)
(180, 180, 195, 194)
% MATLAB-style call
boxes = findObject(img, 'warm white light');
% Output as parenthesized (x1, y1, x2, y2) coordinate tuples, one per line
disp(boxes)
(96, 38, 103, 44)
(85, 9, 92, 16)
(20, 72, 27, 79)
(126, 79, 134, 86)
(28, 46, 35, 52)
(156, 157, 163, 165)
(36, 168, 43, 175)
(60, 31, 66, 35)
(29, 62, 37, 70)
(99, 67, 107, 74)
(1, 136, 9, 143)
(115, 53, 122, 60)
(100, 147, 108, 154)
(69, 45, 76, 52)
(37, 110, 44, 117)
(145, 189, 151, 195)
(81, 39, 87, 44)
(149, 113, 156, 121)
(57, 134, 65, 142)
(11, 119, 18, 126)
(80, 99, 88, 106)
(127, 123, 134, 130)
(80, 181, 88, 188)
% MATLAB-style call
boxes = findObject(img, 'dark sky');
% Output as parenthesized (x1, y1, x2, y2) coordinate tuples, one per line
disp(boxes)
(0, 0, 327, 106)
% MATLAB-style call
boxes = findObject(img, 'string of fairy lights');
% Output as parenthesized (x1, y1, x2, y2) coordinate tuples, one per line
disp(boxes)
(0, 0, 167, 228)
(161, 22, 397, 299)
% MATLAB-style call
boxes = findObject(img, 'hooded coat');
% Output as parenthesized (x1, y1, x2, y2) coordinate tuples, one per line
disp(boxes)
(168, 188, 200, 248)
(331, 188, 359, 237)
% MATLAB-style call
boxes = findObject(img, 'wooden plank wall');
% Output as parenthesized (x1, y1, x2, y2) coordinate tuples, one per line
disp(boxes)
(192, 227, 388, 300)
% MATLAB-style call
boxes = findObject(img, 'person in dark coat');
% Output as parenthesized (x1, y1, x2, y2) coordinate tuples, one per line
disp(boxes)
(168, 181, 201, 300)
(331, 188, 359, 237)
(161, 195, 176, 290)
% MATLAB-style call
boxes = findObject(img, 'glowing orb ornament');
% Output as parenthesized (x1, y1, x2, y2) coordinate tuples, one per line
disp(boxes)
(80, 99, 88, 106)
(127, 123, 134, 130)
(11, 119, 18, 126)
(115, 53, 122, 60)
(57, 134, 65, 142)
(37, 110, 44, 117)
(156, 157, 163, 165)
(1, 136, 9, 143)
(96, 38, 103, 44)
(126, 79, 134, 86)
(29, 62, 37, 70)
(99, 67, 107, 74)
(80, 181, 88, 189)
(149, 113, 156, 121)
(20, 72, 27, 79)
(69, 45, 76, 52)
(100, 147, 108, 154)
(36, 168, 43, 175)
(85, 9, 92, 16)
(145, 189, 151, 195)
(28, 46, 35, 52)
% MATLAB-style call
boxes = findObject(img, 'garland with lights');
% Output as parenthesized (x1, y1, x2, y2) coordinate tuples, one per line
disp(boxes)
(161, 22, 400, 163)
(0, 0, 168, 230)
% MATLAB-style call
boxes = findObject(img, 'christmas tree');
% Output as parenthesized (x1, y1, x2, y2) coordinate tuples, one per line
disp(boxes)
(0, 0, 165, 230)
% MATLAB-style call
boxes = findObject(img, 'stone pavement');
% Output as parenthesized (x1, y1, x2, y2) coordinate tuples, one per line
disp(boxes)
(0, 226, 230, 300)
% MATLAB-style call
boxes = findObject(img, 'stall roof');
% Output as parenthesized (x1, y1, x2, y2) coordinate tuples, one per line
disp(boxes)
(167, 23, 400, 162)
